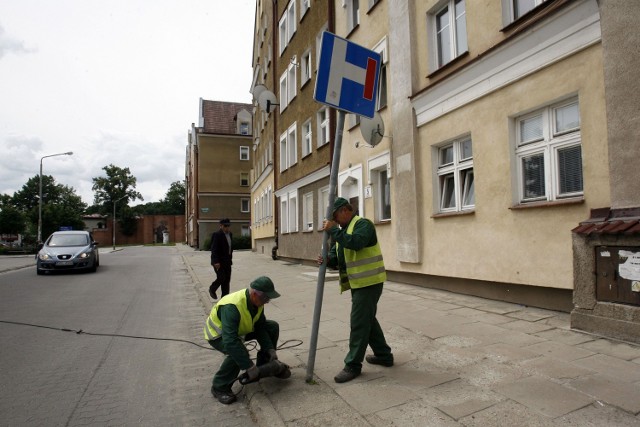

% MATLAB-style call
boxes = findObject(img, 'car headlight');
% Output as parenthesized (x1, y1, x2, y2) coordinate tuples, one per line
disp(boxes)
(38, 253, 52, 261)
(79, 252, 90, 259)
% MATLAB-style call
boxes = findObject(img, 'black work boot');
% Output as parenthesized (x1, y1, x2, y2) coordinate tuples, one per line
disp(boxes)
(365, 354, 394, 367)
(211, 386, 236, 405)
(334, 367, 360, 383)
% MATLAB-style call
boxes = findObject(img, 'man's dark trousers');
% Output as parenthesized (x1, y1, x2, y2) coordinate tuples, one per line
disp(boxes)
(344, 282, 392, 372)
(210, 263, 232, 297)
(208, 319, 280, 392)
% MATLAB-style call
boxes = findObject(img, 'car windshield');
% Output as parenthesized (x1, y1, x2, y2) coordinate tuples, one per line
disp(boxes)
(48, 234, 89, 247)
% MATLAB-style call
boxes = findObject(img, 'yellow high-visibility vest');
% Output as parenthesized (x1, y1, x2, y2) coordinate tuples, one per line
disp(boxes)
(203, 289, 262, 341)
(336, 215, 386, 293)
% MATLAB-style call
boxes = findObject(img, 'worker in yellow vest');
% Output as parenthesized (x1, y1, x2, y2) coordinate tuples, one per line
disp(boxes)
(319, 197, 394, 383)
(204, 276, 287, 404)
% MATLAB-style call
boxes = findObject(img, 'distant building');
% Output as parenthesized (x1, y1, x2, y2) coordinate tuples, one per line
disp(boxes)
(82, 213, 108, 231)
(185, 98, 253, 249)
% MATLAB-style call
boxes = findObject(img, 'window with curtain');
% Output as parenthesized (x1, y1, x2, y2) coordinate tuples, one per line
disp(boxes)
(515, 98, 582, 203)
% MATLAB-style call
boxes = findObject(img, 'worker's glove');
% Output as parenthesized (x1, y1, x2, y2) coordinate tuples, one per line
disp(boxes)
(245, 364, 259, 382)
(267, 349, 278, 361)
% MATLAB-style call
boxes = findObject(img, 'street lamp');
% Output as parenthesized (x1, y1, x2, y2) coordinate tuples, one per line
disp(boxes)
(38, 151, 73, 243)
(112, 195, 127, 250)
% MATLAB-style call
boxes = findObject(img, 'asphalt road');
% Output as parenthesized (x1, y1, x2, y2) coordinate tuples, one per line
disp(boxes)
(0, 246, 256, 426)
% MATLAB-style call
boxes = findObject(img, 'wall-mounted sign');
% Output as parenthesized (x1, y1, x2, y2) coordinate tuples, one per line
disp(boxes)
(201, 208, 209, 213)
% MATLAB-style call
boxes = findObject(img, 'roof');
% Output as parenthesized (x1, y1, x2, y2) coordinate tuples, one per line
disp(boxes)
(200, 99, 252, 135)
(572, 207, 640, 235)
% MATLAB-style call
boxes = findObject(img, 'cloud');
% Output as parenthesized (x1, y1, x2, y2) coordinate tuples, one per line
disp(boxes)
(0, 135, 44, 195)
(0, 24, 35, 59)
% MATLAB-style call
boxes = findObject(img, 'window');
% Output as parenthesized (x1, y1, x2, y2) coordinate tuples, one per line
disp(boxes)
(287, 60, 297, 103)
(317, 186, 329, 228)
(279, 132, 288, 171)
(373, 38, 388, 110)
(316, 25, 327, 68)
(515, 98, 582, 203)
(240, 172, 249, 187)
(513, 0, 545, 20)
(301, 0, 310, 17)
(347, 0, 360, 33)
(280, 198, 289, 232)
(241, 225, 250, 237)
(431, 0, 468, 68)
(436, 136, 474, 212)
(241, 198, 250, 213)
(278, 1, 297, 55)
(301, 49, 312, 85)
(302, 119, 312, 157)
(369, 153, 391, 221)
(280, 71, 288, 110)
(287, 123, 297, 167)
(240, 146, 250, 160)
(317, 107, 330, 147)
(303, 192, 314, 231)
(240, 122, 250, 135)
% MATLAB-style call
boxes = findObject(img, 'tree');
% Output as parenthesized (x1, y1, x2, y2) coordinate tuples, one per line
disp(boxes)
(12, 175, 87, 239)
(161, 180, 185, 215)
(91, 164, 143, 215)
(0, 197, 25, 235)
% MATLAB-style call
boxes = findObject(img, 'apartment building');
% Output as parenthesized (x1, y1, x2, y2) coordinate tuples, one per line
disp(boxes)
(251, 0, 639, 340)
(185, 99, 253, 249)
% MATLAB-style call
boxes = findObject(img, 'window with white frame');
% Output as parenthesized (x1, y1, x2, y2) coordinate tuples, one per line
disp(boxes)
(347, 0, 360, 33)
(301, 49, 312, 85)
(317, 186, 329, 227)
(373, 38, 388, 110)
(512, 0, 546, 20)
(436, 136, 475, 213)
(240, 172, 249, 187)
(369, 154, 392, 221)
(515, 98, 582, 203)
(317, 107, 330, 147)
(287, 1, 296, 41)
(267, 186, 273, 219)
(289, 194, 298, 232)
(279, 132, 288, 171)
(287, 61, 297, 103)
(240, 146, 250, 160)
(303, 192, 313, 231)
(430, 0, 468, 69)
(302, 119, 312, 157)
(241, 198, 250, 213)
(279, 71, 288, 110)
(280, 198, 289, 232)
(301, 0, 310, 17)
(241, 225, 251, 237)
(240, 122, 250, 135)
(287, 123, 297, 167)
(279, 14, 287, 55)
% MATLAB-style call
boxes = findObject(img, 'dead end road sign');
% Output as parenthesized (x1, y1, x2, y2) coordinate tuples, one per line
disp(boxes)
(314, 31, 381, 119)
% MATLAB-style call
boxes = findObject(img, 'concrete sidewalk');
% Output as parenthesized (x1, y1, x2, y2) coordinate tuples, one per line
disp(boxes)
(181, 244, 640, 426)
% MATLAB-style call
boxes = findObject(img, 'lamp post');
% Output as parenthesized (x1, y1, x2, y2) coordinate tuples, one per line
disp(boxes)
(38, 151, 73, 243)
(112, 195, 127, 250)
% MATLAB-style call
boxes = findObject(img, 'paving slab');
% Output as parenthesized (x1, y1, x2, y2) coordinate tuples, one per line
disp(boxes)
(523, 340, 596, 361)
(366, 399, 459, 427)
(572, 353, 640, 382)
(335, 378, 418, 415)
(533, 328, 597, 345)
(459, 399, 557, 427)
(557, 401, 640, 426)
(493, 376, 593, 418)
(577, 338, 640, 361)
(568, 374, 640, 414)
(518, 355, 595, 381)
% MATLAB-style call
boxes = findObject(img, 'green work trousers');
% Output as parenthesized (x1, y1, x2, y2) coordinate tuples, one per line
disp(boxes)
(209, 319, 279, 392)
(345, 282, 392, 372)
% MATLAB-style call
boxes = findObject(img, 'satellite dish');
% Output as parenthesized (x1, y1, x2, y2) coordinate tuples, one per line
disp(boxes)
(360, 112, 385, 147)
(252, 84, 267, 103)
(258, 90, 279, 113)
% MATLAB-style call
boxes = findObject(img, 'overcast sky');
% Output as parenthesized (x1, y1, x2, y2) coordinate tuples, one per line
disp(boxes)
(0, 0, 254, 206)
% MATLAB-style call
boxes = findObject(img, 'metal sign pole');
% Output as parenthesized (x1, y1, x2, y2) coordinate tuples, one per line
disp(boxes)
(306, 110, 345, 382)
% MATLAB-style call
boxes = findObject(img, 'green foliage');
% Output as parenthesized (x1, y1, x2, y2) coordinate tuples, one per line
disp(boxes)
(129, 180, 185, 216)
(91, 164, 143, 216)
(0, 201, 25, 235)
(119, 206, 138, 236)
(232, 235, 251, 250)
(11, 175, 87, 239)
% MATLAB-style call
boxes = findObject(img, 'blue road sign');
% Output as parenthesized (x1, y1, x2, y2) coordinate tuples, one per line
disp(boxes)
(314, 31, 381, 119)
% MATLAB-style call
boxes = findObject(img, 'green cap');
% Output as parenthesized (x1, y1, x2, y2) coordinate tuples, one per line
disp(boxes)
(250, 276, 280, 299)
(332, 197, 349, 215)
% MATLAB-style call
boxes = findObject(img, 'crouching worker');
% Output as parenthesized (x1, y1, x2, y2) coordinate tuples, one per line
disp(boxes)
(204, 276, 290, 404)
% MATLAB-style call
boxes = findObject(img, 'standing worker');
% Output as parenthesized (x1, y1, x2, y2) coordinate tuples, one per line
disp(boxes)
(209, 218, 233, 299)
(318, 197, 394, 383)
(204, 276, 289, 404)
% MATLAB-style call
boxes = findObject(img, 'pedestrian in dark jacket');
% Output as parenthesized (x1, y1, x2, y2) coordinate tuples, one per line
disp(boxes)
(209, 218, 233, 299)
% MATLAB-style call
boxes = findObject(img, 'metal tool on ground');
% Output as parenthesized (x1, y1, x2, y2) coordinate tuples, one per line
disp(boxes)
(237, 359, 291, 385)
